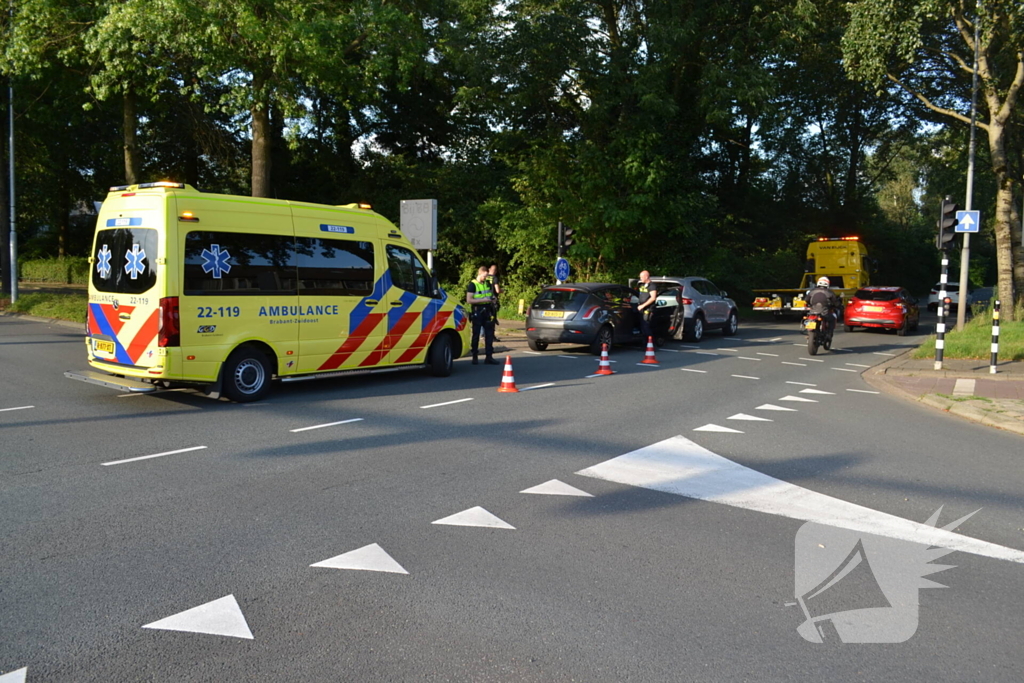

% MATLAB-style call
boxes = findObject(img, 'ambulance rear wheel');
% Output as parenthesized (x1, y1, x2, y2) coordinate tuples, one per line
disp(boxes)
(223, 347, 273, 402)
(428, 335, 454, 377)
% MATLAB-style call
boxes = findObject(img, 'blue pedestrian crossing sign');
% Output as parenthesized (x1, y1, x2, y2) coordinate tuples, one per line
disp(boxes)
(955, 210, 980, 233)
(554, 257, 571, 282)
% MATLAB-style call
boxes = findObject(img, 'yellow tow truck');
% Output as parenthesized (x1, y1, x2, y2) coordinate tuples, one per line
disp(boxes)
(752, 237, 871, 315)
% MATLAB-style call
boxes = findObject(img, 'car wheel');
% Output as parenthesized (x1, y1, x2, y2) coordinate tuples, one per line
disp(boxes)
(590, 325, 614, 355)
(685, 315, 705, 342)
(222, 346, 273, 402)
(428, 334, 454, 376)
(845, 325, 855, 333)
(897, 320, 908, 336)
(722, 310, 739, 336)
(527, 339, 548, 352)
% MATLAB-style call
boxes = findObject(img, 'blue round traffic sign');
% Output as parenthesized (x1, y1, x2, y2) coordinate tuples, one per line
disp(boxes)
(554, 257, 570, 281)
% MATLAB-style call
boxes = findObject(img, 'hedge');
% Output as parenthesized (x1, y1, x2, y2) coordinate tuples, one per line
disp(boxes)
(20, 257, 90, 284)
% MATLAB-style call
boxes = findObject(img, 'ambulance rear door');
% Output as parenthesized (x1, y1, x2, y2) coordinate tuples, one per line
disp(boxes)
(87, 195, 168, 374)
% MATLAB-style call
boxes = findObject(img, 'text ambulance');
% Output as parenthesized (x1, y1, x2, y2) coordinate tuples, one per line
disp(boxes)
(66, 182, 470, 402)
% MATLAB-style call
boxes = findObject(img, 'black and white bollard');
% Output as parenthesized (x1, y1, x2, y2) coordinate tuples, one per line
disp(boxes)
(934, 256, 949, 370)
(990, 300, 1001, 374)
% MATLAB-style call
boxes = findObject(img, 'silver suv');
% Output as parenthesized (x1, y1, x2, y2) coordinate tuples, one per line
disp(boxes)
(633, 276, 739, 342)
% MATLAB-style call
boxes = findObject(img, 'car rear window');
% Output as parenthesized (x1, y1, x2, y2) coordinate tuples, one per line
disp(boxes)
(533, 289, 585, 309)
(854, 289, 899, 302)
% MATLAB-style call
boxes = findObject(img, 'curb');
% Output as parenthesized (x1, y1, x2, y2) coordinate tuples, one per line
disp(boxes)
(880, 366, 1023, 381)
(0, 310, 83, 331)
(862, 349, 1024, 437)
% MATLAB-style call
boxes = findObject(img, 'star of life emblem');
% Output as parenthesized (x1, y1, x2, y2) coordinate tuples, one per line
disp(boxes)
(201, 244, 232, 279)
(124, 244, 147, 280)
(96, 244, 113, 279)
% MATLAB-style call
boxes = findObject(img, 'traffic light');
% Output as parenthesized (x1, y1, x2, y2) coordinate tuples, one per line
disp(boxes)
(558, 221, 575, 256)
(936, 196, 959, 250)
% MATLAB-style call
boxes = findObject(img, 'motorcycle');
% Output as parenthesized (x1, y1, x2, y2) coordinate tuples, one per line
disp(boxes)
(802, 305, 834, 355)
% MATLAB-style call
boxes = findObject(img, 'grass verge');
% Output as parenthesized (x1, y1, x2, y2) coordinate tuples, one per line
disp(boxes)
(911, 308, 1024, 361)
(1, 291, 88, 324)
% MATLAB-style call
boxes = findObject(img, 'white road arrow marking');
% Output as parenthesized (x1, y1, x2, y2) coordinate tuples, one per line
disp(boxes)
(521, 479, 593, 497)
(694, 424, 744, 433)
(311, 543, 408, 574)
(799, 388, 835, 395)
(0, 668, 27, 683)
(779, 395, 817, 402)
(577, 435, 1024, 564)
(432, 506, 515, 529)
(143, 595, 253, 640)
(756, 404, 797, 411)
(727, 413, 773, 422)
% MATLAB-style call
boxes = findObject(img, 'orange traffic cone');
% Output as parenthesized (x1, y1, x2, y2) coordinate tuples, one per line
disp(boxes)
(594, 343, 615, 375)
(640, 337, 659, 365)
(497, 355, 519, 393)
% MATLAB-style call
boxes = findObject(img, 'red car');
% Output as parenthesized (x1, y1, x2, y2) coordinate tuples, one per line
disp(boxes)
(844, 287, 920, 336)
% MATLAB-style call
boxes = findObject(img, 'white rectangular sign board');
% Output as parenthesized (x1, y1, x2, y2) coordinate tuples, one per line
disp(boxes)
(400, 199, 437, 250)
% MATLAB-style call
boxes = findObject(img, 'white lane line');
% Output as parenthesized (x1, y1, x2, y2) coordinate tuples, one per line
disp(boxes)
(873, 352, 897, 357)
(786, 381, 816, 386)
(695, 351, 718, 356)
(728, 413, 773, 422)
(737, 356, 761, 361)
(801, 358, 825, 363)
(782, 362, 807, 366)
(290, 418, 364, 433)
(680, 368, 708, 374)
(831, 368, 858, 373)
(792, 343, 805, 347)
(102, 446, 207, 467)
(678, 345, 699, 348)
(717, 348, 739, 352)
(522, 351, 544, 355)
(0, 405, 34, 412)
(756, 352, 779, 357)
(558, 355, 578, 359)
(577, 435, 1024, 565)
(421, 398, 474, 409)
(520, 383, 556, 392)
(845, 363, 871, 368)
(847, 389, 880, 394)
(636, 363, 660, 368)
(731, 375, 760, 380)
(658, 348, 683, 353)
(694, 424, 744, 433)
(799, 388, 835, 395)
(586, 374, 603, 378)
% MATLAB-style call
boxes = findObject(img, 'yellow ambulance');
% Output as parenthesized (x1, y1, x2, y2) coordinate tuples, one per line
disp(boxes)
(66, 182, 470, 401)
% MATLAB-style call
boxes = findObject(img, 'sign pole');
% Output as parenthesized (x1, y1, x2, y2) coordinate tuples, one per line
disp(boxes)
(956, 4, 981, 332)
(8, 61, 16, 304)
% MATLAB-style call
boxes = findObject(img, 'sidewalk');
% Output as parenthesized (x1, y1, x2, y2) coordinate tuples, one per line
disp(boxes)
(864, 353, 1024, 437)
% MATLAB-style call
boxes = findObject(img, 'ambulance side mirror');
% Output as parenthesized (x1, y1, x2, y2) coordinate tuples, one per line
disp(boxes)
(431, 276, 442, 299)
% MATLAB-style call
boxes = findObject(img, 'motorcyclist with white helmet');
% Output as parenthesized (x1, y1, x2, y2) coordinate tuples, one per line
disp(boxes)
(807, 276, 840, 335)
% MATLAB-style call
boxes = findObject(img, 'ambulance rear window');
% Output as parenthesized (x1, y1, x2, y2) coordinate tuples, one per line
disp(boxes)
(92, 228, 159, 294)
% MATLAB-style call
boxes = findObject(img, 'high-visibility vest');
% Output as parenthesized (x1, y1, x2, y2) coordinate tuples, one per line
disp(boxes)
(472, 280, 492, 300)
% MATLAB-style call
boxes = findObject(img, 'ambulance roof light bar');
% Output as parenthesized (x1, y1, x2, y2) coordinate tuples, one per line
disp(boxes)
(108, 181, 187, 192)
(816, 236, 860, 241)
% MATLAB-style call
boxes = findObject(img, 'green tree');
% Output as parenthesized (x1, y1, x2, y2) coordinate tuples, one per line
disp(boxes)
(843, 0, 1024, 317)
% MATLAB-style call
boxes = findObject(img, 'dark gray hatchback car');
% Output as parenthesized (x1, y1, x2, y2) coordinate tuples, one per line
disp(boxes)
(524, 283, 673, 354)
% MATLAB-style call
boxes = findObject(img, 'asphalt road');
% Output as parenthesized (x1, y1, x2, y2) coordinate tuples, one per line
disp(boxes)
(2, 314, 1023, 682)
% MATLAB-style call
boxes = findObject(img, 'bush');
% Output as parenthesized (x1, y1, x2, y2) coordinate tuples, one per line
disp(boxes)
(6, 292, 88, 323)
(20, 257, 90, 284)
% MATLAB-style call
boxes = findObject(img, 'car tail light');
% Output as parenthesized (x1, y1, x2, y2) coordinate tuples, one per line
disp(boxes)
(581, 305, 600, 320)
(159, 297, 180, 347)
(680, 297, 693, 305)
(527, 327, 536, 331)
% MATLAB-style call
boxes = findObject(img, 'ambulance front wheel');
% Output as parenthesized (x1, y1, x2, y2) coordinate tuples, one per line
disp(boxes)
(428, 335, 454, 377)
(223, 347, 273, 402)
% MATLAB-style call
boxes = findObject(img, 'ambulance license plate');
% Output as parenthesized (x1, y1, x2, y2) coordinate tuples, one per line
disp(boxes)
(94, 339, 115, 355)
(542, 311, 564, 318)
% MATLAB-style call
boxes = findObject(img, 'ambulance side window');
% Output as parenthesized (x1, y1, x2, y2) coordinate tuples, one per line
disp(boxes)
(386, 245, 432, 298)
(183, 231, 297, 295)
(295, 237, 375, 297)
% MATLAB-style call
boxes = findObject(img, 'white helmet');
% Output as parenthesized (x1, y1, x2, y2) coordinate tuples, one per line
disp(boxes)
(816, 276, 830, 287)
